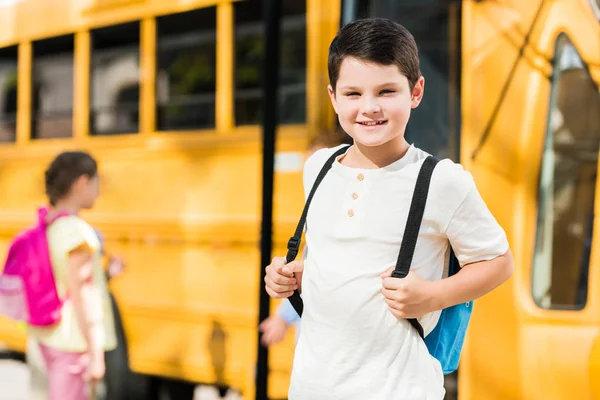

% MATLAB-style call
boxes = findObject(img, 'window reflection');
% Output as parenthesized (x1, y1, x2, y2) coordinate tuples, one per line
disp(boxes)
(156, 8, 217, 131)
(91, 22, 140, 135)
(354, 0, 461, 160)
(590, 0, 600, 20)
(0, 46, 17, 142)
(32, 35, 74, 139)
(234, 0, 306, 125)
(532, 35, 600, 310)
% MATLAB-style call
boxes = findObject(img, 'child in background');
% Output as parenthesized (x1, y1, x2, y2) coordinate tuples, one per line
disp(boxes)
(28, 151, 117, 400)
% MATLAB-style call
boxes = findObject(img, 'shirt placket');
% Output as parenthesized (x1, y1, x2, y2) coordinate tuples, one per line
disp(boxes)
(339, 172, 370, 236)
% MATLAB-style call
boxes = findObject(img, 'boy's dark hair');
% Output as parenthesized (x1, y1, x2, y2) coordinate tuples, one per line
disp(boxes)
(45, 151, 98, 206)
(328, 18, 421, 91)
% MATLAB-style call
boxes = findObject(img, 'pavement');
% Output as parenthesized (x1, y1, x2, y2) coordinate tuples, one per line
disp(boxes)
(0, 359, 37, 400)
(0, 355, 242, 400)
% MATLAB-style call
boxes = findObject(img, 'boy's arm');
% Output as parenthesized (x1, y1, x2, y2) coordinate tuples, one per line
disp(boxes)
(382, 166, 513, 319)
(277, 299, 301, 324)
(435, 170, 513, 308)
(432, 250, 513, 310)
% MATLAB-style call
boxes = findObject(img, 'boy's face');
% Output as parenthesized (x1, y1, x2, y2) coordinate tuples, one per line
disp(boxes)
(328, 57, 424, 148)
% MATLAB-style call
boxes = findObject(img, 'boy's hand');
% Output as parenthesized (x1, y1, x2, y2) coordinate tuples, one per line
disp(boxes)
(259, 314, 290, 346)
(107, 255, 126, 279)
(380, 267, 438, 319)
(264, 257, 303, 298)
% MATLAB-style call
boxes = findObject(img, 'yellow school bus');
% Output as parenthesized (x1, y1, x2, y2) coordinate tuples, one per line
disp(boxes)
(0, 0, 599, 399)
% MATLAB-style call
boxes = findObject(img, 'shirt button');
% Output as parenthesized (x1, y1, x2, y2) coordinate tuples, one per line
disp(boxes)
(357, 173, 364, 181)
(347, 209, 355, 217)
(351, 192, 359, 200)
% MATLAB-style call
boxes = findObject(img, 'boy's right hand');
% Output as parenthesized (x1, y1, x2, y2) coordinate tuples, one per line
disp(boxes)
(264, 257, 303, 298)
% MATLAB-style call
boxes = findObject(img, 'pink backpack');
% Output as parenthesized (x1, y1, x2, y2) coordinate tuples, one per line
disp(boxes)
(0, 207, 69, 326)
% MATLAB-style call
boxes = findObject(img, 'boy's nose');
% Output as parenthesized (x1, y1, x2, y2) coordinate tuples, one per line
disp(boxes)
(362, 98, 382, 114)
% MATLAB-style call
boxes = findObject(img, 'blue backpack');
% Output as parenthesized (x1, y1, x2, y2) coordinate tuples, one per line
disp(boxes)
(285, 146, 472, 375)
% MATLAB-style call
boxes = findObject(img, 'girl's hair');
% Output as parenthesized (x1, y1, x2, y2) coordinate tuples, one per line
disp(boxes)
(45, 151, 98, 206)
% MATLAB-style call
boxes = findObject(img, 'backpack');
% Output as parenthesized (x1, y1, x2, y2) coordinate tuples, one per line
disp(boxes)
(0, 207, 69, 326)
(284, 146, 473, 375)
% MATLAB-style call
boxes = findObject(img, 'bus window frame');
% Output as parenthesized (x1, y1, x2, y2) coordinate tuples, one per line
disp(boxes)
(531, 32, 600, 312)
(0, 0, 316, 149)
(590, 0, 600, 20)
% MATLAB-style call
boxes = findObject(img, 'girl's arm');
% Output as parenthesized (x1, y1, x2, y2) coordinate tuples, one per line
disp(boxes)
(66, 246, 105, 377)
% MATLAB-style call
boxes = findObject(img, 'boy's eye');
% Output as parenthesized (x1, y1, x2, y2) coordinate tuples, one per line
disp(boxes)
(345, 92, 360, 97)
(380, 89, 396, 95)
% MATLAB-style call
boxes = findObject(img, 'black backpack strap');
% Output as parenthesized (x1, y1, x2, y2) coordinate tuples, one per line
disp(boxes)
(392, 156, 440, 339)
(286, 145, 350, 317)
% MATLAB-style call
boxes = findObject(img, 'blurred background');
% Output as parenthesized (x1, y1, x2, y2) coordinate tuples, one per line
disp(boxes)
(0, 0, 599, 399)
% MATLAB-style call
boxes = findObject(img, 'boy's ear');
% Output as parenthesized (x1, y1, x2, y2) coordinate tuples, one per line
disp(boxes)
(410, 76, 425, 109)
(327, 85, 339, 114)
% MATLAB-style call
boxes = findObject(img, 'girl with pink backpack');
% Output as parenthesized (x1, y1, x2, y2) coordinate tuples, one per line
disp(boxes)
(1, 151, 117, 399)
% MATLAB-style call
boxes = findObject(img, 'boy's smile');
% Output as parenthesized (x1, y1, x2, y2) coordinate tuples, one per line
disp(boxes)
(356, 120, 388, 128)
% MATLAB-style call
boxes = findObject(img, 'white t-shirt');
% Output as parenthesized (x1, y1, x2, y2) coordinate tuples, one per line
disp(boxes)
(289, 144, 509, 400)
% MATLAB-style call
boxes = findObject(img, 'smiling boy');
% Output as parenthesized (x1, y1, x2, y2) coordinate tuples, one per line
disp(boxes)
(264, 18, 513, 399)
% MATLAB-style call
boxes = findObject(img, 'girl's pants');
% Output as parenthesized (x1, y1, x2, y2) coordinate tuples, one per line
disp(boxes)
(38, 343, 89, 400)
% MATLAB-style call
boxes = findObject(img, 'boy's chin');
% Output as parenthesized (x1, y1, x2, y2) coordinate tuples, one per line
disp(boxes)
(352, 134, 399, 148)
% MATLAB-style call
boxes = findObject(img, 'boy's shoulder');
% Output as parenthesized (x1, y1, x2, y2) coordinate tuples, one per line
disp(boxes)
(426, 154, 477, 209)
(302, 144, 349, 185)
(385, 145, 473, 190)
(302, 144, 476, 195)
(304, 144, 349, 171)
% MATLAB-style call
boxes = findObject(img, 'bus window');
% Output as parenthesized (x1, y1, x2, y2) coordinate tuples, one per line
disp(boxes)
(590, 0, 600, 20)
(91, 22, 140, 135)
(156, 8, 217, 131)
(32, 34, 74, 139)
(532, 35, 600, 310)
(234, 0, 306, 126)
(348, 0, 461, 160)
(0, 45, 17, 143)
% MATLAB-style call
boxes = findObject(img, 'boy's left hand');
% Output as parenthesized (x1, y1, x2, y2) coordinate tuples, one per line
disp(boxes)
(380, 267, 438, 319)
(107, 255, 126, 279)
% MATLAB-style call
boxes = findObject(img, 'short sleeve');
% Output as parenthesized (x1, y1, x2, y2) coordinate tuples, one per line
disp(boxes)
(277, 299, 301, 325)
(50, 216, 101, 255)
(432, 161, 509, 266)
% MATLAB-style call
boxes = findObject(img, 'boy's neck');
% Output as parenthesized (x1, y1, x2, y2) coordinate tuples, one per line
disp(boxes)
(344, 137, 411, 169)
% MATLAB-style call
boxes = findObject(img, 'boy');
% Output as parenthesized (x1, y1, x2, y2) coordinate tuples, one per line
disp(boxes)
(264, 18, 513, 399)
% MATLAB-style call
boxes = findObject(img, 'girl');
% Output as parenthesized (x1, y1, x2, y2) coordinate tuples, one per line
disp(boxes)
(28, 151, 117, 399)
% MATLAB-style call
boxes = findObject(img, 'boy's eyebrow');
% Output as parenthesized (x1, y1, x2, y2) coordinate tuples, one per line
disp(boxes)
(338, 82, 402, 91)
(375, 82, 403, 88)
(338, 85, 361, 91)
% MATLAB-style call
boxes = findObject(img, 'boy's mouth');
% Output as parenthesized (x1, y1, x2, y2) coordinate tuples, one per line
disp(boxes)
(357, 120, 388, 126)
